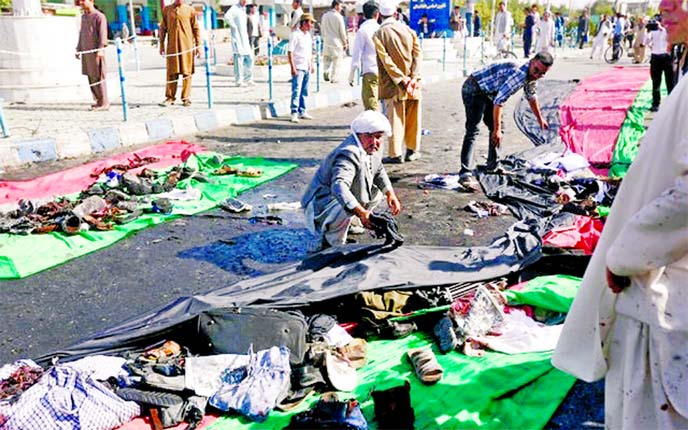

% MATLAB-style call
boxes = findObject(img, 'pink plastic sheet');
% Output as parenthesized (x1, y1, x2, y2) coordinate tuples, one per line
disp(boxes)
(543, 215, 604, 255)
(559, 67, 649, 166)
(0, 141, 205, 205)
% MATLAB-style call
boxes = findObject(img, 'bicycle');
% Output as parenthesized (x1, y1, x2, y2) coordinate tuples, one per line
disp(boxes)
(479, 34, 517, 65)
(604, 37, 624, 64)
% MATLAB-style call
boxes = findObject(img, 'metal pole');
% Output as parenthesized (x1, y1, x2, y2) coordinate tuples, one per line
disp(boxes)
(212, 32, 217, 66)
(315, 35, 321, 93)
(115, 38, 128, 122)
(128, 0, 140, 72)
(204, 39, 212, 108)
(419, 31, 423, 48)
(268, 36, 273, 101)
(0, 98, 9, 138)
(462, 32, 468, 76)
(480, 30, 485, 63)
(442, 31, 446, 72)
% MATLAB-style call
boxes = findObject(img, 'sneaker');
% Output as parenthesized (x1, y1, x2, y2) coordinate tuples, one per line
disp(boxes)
(382, 156, 404, 164)
(219, 197, 252, 213)
(158, 99, 174, 107)
(405, 150, 421, 162)
(290, 113, 300, 123)
(434, 316, 458, 354)
(649, 105, 659, 112)
(236, 82, 246, 87)
(245, 80, 256, 87)
(348, 217, 366, 235)
(299, 112, 314, 120)
(323, 72, 330, 82)
(182, 100, 192, 107)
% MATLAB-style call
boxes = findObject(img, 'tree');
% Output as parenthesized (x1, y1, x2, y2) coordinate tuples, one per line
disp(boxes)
(0, 0, 11, 10)
(590, 0, 615, 17)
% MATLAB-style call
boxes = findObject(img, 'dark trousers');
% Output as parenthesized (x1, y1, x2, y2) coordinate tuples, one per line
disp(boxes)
(250, 36, 260, 56)
(650, 53, 675, 108)
(460, 78, 500, 174)
(612, 34, 623, 60)
(523, 35, 532, 58)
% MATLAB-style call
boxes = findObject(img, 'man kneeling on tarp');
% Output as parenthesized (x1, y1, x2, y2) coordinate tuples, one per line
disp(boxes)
(302, 110, 402, 250)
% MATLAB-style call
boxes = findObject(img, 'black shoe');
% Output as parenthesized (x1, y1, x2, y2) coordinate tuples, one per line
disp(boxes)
(382, 156, 404, 164)
(405, 150, 421, 162)
(649, 105, 659, 112)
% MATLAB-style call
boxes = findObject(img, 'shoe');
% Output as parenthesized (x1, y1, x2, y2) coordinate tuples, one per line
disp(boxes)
(158, 99, 174, 107)
(90, 104, 110, 111)
(290, 113, 300, 123)
(324, 72, 330, 82)
(459, 173, 479, 192)
(182, 100, 192, 107)
(433, 316, 458, 354)
(236, 81, 246, 87)
(649, 105, 659, 112)
(299, 112, 314, 120)
(382, 156, 404, 164)
(245, 80, 256, 87)
(405, 150, 421, 162)
(348, 217, 366, 235)
(219, 197, 252, 213)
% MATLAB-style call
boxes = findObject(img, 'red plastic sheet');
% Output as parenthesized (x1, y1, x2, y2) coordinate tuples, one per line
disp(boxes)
(543, 215, 604, 255)
(0, 141, 205, 205)
(559, 67, 649, 167)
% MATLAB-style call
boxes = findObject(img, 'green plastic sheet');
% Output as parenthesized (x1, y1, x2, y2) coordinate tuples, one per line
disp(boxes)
(0, 154, 297, 280)
(610, 79, 667, 178)
(205, 333, 575, 430)
(504, 275, 582, 313)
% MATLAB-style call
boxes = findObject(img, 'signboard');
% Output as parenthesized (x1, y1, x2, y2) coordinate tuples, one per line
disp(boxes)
(409, 0, 451, 36)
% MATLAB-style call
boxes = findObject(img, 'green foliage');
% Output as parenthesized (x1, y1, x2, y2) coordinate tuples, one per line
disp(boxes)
(590, 0, 615, 17)
(0, 0, 11, 10)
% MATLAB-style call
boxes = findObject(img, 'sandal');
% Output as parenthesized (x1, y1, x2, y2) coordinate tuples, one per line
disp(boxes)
(406, 348, 443, 385)
(213, 165, 238, 175)
(237, 168, 263, 178)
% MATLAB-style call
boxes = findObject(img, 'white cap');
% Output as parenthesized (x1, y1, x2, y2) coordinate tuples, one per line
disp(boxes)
(351, 110, 392, 136)
(379, 0, 398, 17)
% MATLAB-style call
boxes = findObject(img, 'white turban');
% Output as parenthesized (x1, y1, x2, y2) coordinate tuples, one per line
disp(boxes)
(351, 110, 392, 136)
(379, 0, 398, 17)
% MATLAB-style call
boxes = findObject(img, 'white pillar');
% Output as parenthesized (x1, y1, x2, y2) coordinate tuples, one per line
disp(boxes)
(11, 0, 43, 16)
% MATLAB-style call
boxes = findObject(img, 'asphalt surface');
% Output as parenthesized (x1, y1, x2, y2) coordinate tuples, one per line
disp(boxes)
(0, 59, 614, 427)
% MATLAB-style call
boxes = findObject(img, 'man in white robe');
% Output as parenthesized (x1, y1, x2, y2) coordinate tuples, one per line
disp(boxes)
(553, 1, 688, 427)
(224, 0, 254, 87)
(534, 10, 555, 54)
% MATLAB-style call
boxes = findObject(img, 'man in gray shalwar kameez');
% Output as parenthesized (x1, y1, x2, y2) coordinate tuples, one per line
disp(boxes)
(302, 110, 402, 250)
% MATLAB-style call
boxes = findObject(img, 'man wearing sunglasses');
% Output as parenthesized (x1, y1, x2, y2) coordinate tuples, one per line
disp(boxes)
(458, 51, 553, 189)
(302, 111, 402, 251)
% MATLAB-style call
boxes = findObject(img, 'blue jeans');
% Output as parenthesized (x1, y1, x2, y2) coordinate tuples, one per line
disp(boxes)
(465, 12, 473, 38)
(233, 53, 253, 84)
(290, 70, 310, 114)
(460, 77, 500, 175)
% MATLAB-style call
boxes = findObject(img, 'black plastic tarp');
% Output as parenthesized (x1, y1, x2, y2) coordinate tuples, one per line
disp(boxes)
(40, 220, 542, 364)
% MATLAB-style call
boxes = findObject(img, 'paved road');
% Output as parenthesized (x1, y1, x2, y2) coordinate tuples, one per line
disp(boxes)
(0, 59, 612, 426)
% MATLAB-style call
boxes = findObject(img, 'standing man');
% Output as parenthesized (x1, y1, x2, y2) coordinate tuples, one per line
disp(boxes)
(534, 10, 555, 54)
(554, 11, 564, 47)
(247, 4, 262, 57)
(465, 0, 476, 37)
(374, 0, 422, 164)
(494, 1, 513, 52)
(632, 16, 648, 63)
(288, 13, 316, 123)
(590, 14, 611, 60)
(289, 0, 304, 31)
(302, 110, 402, 250)
(159, 0, 201, 107)
(321, 0, 348, 83)
(648, 17, 675, 111)
(458, 52, 553, 187)
(577, 8, 590, 49)
(76, 0, 109, 111)
(450, 5, 462, 38)
(523, 7, 535, 57)
(553, 1, 688, 427)
(224, 0, 254, 87)
(349, 0, 380, 111)
(612, 12, 626, 61)
(417, 13, 435, 39)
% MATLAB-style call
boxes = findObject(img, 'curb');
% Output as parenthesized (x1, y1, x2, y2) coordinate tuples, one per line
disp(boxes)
(1, 71, 459, 170)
